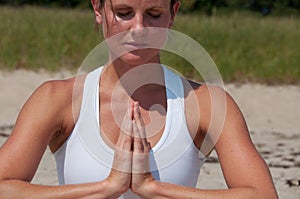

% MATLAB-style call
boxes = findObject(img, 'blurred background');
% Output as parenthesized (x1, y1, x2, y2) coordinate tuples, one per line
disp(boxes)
(0, 0, 299, 84)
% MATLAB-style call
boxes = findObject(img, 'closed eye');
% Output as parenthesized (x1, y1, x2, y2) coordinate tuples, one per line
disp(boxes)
(148, 13, 161, 18)
(146, 9, 162, 19)
(115, 8, 134, 20)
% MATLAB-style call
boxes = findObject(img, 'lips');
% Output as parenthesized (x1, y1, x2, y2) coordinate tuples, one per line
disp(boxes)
(124, 42, 150, 49)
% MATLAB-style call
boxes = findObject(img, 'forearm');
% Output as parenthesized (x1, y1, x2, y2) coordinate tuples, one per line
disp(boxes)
(139, 181, 277, 199)
(0, 180, 123, 199)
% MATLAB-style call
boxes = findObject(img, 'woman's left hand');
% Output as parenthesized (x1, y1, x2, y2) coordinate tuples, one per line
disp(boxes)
(130, 102, 156, 197)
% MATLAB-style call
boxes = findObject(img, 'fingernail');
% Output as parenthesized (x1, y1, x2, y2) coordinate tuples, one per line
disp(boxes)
(128, 103, 133, 120)
(135, 101, 139, 107)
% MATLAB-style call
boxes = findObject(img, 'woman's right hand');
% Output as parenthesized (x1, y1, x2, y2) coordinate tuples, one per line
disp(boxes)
(105, 104, 134, 196)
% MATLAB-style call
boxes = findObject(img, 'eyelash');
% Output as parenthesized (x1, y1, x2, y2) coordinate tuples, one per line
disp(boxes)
(148, 13, 162, 18)
(116, 11, 133, 19)
(115, 11, 162, 19)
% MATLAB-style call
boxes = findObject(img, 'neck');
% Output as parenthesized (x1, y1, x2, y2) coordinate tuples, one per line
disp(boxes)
(100, 56, 165, 97)
(107, 52, 161, 77)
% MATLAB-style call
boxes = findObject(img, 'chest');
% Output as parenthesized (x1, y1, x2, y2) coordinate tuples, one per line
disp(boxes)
(99, 90, 167, 149)
(55, 66, 207, 187)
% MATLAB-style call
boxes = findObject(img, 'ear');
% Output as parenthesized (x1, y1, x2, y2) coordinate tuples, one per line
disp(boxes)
(169, 1, 181, 28)
(91, 0, 103, 24)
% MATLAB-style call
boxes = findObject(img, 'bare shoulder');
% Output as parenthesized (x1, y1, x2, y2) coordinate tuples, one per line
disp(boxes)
(13, 75, 85, 152)
(187, 80, 244, 122)
(183, 79, 235, 108)
(17, 77, 79, 131)
(36, 77, 75, 99)
(183, 78, 243, 149)
(34, 75, 86, 151)
(30, 77, 75, 114)
(32, 73, 86, 110)
(0, 76, 82, 181)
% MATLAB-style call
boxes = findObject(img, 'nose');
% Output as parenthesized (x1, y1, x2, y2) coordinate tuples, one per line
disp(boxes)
(130, 13, 147, 38)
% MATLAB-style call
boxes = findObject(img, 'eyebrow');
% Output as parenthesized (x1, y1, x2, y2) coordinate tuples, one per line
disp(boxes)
(146, 6, 165, 11)
(112, 4, 132, 9)
(112, 4, 131, 8)
(112, 3, 164, 10)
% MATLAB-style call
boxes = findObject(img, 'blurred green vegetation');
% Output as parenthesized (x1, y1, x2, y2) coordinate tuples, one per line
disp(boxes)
(0, 6, 299, 84)
(0, 6, 100, 71)
(1, 0, 299, 16)
(166, 12, 300, 84)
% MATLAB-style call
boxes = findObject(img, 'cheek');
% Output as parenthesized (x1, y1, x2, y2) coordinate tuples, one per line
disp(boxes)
(149, 16, 172, 28)
(105, 20, 131, 38)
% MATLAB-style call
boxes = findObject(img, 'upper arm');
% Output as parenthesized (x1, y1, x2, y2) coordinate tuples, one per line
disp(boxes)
(0, 80, 71, 182)
(196, 85, 277, 196)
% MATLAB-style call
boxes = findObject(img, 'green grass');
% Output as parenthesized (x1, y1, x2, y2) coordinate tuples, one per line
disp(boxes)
(170, 12, 300, 84)
(0, 6, 299, 84)
(0, 6, 101, 71)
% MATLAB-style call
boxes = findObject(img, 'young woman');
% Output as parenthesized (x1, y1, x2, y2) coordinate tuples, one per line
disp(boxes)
(0, 0, 278, 198)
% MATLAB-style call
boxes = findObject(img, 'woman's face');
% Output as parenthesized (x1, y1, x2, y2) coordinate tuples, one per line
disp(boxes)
(92, 0, 180, 66)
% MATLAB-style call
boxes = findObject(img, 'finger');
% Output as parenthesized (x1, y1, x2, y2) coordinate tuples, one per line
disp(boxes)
(133, 102, 145, 133)
(131, 101, 135, 120)
(133, 102, 148, 147)
(132, 119, 151, 174)
(133, 120, 144, 153)
(116, 121, 132, 148)
(113, 106, 133, 173)
(133, 120, 150, 153)
(113, 133, 132, 173)
(115, 105, 133, 151)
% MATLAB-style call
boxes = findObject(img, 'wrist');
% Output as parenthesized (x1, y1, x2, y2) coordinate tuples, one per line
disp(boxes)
(102, 177, 128, 198)
(132, 178, 160, 198)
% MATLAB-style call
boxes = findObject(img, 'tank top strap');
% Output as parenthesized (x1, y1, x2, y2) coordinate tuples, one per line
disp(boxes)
(161, 65, 207, 161)
(162, 65, 184, 101)
(80, 67, 104, 121)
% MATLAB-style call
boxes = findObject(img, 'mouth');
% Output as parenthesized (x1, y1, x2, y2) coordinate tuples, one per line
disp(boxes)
(123, 42, 150, 49)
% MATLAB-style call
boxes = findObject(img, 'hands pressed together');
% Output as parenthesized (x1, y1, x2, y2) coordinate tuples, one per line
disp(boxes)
(106, 102, 156, 198)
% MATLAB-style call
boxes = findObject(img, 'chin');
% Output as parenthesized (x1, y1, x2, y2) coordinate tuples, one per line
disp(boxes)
(118, 49, 160, 66)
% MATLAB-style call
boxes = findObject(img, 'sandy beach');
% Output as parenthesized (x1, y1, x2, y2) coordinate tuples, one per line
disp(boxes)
(0, 69, 299, 198)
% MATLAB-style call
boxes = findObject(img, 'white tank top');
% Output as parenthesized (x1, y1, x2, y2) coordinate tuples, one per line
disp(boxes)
(54, 65, 206, 198)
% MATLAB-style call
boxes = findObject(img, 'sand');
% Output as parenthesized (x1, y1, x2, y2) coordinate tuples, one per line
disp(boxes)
(0, 69, 299, 198)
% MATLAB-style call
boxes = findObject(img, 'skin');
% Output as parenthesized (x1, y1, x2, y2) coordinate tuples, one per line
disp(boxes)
(0, 0, 278, 198)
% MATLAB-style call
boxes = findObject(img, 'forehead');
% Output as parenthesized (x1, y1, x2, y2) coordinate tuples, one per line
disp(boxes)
(109, 0, 171, 8)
